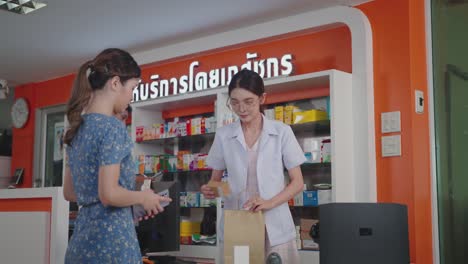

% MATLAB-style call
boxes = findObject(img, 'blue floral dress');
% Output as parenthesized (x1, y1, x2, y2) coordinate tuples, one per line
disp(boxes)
(65, 113, 141, 264)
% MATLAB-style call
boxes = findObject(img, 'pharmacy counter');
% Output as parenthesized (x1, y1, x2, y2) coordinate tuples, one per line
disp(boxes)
(0, 187, 69, 264)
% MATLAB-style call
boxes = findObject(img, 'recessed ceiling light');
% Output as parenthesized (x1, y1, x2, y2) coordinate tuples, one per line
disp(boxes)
(0, 0, 46, 15)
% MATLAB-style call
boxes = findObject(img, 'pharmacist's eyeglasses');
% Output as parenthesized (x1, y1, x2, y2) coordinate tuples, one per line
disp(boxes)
(227, 98, 259, 110)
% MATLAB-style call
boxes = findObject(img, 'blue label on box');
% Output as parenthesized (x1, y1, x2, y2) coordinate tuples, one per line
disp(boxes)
(303, 191, 318, 206)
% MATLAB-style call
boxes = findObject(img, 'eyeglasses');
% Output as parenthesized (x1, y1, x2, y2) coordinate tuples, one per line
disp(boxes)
(227, 98, 260, 110)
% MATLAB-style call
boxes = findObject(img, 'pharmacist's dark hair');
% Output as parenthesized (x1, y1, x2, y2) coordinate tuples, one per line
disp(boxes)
(228, 69, 265, 113)
(64, 48, 141, 145)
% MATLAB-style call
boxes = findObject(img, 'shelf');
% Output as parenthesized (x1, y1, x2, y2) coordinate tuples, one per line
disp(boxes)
(290, 120, 330, 135)
(170, 169, 212, 173)
(130, 71, 355, 264)
(136, 121, 329, 145)
(143, 169, 212, 176)
(263, 71, 332, 94)
(181, 206, 216, 209)
(133, 71, 335, 111)
(285, 163, 331, 174)
(134, 89, 218, 111)
(137, 132, 215, 145)
(299, 249, 320, 252)
(301, 162, 331, 169)
(146, 244, 218, 259)
(147, 245, 318, 264)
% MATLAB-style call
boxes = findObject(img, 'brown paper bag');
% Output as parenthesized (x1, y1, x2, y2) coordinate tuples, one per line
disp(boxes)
(224, 210, 265, 264)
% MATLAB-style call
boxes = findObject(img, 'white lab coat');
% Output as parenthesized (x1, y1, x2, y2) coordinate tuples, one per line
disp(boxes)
(206, 116, 306, 246)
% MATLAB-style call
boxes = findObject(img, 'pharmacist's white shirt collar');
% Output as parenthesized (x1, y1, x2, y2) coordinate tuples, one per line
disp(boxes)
(227, 115, 278, 138)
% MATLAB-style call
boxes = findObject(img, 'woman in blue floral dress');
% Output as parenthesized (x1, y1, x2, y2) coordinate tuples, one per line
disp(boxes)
(62, 48, 171, 263)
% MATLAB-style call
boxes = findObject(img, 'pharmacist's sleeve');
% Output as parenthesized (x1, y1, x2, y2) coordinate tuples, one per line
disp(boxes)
(281, 125, 306, 170)
(98, 125, 129, 166)
(206, 132, 226, 170)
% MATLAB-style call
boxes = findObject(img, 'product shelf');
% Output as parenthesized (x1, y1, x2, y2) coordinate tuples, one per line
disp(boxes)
(137, 132, 215, 146)
(290, 120, 330, 136)
(147, 244, 218, 260)
(301, 162, 331, 169)
(131, 70, 358, 264)
(142, 169, 212, 176)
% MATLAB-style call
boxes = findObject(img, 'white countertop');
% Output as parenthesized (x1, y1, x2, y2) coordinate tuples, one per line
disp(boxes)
(0, 186, 63, 199)
(0, 186, 69, 264)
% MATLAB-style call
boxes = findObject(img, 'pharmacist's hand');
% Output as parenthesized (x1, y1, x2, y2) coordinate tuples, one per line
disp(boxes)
(244, 197, 274, 212)
(201, 184, 216, 199)
(141, 189, 172, 216)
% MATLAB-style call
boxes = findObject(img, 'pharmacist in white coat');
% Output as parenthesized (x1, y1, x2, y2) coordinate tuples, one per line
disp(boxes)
(201, 69, 306, 263)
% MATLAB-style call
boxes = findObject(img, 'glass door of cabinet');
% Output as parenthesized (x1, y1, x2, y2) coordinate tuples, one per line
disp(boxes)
(431, 0, 468, 263)
(33, 105, 66, 187)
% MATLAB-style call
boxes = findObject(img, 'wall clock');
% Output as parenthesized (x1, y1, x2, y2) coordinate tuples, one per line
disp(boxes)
(11, 97, 29, 128)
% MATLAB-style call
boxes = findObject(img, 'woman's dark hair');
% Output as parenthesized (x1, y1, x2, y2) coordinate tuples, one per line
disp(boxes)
(64, 48, 141, 145)
(126, 104, 132, 113)
(228, 69, 265, 113)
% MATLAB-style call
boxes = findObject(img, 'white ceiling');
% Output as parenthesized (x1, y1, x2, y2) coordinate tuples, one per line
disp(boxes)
(0, 0, 372, 86)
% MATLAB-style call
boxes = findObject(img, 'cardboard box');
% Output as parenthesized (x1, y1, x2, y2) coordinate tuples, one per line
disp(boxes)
(177, 121, 187, 136)
(274, 106, 284, 122)
(318, 189, 332, 204)
(200, 117, 206, 134)
(197, 154, 208, 169)
(293, 109, 328, 124)
(303, 191, 318, 206)
(300, 218, 319, 240)
(183, 153, 193, 171)
(185, 119, 192, 136)
(304, 151, 321, 163)
(191, 117, 201, 135)
(177, 150, 190, 170)
(294, 192, 303, 206)
(167, 156, 177, 172)
(284, 105, 298, 125)
(180, 235, 192, 245)
(159, 154, 170, 172)
(136, 126, 144, 142)
(152, 155, 160, 173)
(167, 121, 177, 138)
(302, 239, 319, 250)
(143, 126, 150, 141)
(138, 155, 145, 174)
(186, 192, 200, 207)
(264, 108, 275, 120)
(144, 155, 154, 174)
(205, 116, 216, 133)
(200, 195, 217, 207)
(321, 138, 331, 163)
(299, 137, 322, 152)
(180, 192, 187, 207)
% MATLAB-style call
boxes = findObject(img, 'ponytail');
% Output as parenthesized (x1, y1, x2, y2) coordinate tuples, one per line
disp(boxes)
(64, 60, 93, 146)
(64, 48, 141, 145)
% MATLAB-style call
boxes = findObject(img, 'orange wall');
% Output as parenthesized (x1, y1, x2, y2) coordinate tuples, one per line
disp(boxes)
(11, 0, 433, 263)
(12, 26, 352, 188)
(12, 75, 75, 188)
(358, 0, 433, 263)
(139, 27, 352, 85)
